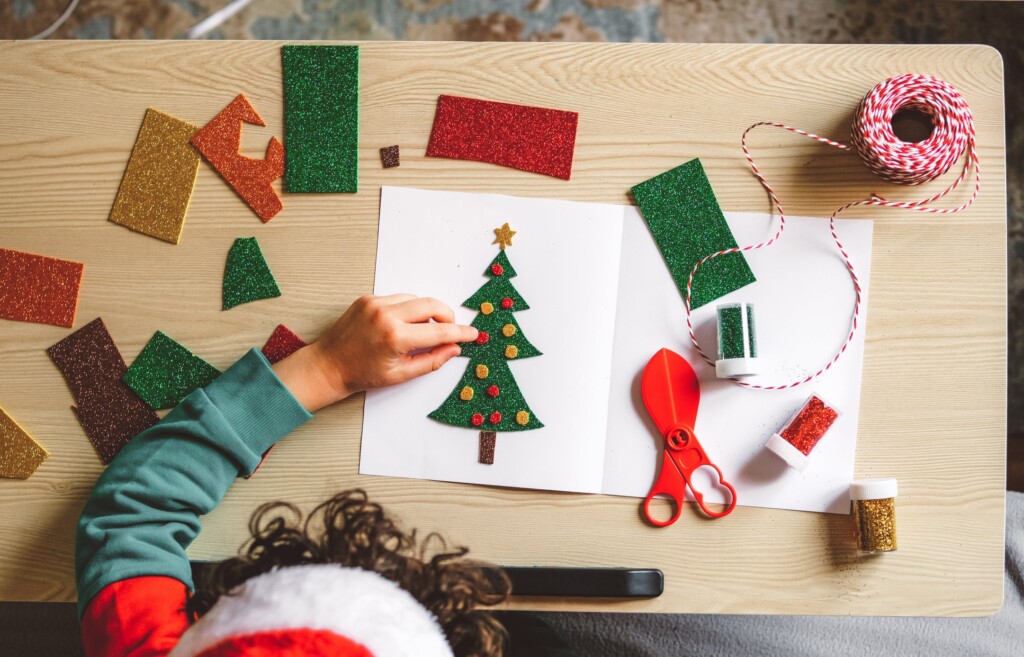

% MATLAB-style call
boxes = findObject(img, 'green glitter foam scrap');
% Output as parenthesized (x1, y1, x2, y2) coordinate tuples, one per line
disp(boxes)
(122, 331, 221, 410)
(223, 237, 281, 310)
(631, 158, 756, 309)
(282, 45, 359, 193)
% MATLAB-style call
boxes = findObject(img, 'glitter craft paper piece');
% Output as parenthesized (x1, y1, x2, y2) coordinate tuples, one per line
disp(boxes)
(379, 145, 400, 169)
(109, 108, 201, 244)
(262, 324, 307, 364)
(631, 159, 756, 309)
(123, 331, 221, 410)
(192, 95, 285, 222)
(223, 237, 281, 310)
(426, 95, 579, 180)
(282, 45, 359, 193)
(0, 406, 49, 479)
(47, 317, 159, 464)
(0, 247, 84, 328)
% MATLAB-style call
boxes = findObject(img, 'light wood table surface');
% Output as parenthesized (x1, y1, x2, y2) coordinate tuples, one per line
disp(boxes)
(0, 41, 1006, 615)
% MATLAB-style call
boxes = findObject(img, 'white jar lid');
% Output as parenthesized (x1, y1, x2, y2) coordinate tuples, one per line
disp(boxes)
(764, 433, 809, 471)
(715, 357, 762, 378)
(849, 478, 898, 500)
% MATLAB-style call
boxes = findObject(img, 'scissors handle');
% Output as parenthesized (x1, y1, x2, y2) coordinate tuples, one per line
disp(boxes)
(688, 463, 738, 519)
(642, 450, 686, 527)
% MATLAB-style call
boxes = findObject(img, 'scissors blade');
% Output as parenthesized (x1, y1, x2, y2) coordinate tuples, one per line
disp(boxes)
(641, 348, 700, 436)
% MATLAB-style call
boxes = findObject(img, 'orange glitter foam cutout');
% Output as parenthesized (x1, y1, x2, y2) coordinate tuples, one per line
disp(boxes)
(0, 247, 84, 328)
(191, 95, 285, 222)
(109, 108, 201, 244)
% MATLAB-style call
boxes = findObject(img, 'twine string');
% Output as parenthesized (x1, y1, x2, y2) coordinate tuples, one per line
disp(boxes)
(684, 73, 980, 390)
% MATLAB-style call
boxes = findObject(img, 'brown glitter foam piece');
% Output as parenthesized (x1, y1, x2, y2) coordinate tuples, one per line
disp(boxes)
(379, 145, 400, 169)
(109, 109, 201, 244)
(0, 247, 84, 328)
(48, 318, 159, 464)
(479, 431, 497, 465)
(191, 95, 285, 223)
(0, 406, 49, 479)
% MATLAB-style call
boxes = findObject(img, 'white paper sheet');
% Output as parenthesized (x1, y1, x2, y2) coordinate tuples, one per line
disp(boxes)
(361, 187, 624, 493)
(361, 187, 873, 514)
(601, 209, 873, 514)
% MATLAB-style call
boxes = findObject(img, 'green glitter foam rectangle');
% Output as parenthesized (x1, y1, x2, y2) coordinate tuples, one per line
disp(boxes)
(282, 45, 359, 193)
(631, 158, 755, 309)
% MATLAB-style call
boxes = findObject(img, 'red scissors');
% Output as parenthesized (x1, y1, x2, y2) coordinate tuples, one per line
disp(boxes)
(641, 348, 737, 527)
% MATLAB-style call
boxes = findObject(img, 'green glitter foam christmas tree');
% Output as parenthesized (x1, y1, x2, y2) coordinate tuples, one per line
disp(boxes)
(429, 237, 543, 464)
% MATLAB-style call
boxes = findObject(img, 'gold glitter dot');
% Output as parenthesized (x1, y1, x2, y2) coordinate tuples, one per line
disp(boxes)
(502, 323, 516, 337)
(505, 345, 518, 359)
(475, 364, 489, 379)
(516, 411, 530, 426)
(0, 407, 49, 480)
(460, 386, 474, 401)
(480, 302, 494, 315)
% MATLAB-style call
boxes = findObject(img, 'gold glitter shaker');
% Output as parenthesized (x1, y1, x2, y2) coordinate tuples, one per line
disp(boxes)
(850, 478, 898, 555)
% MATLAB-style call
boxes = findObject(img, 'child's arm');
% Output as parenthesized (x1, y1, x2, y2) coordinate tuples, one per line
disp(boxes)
(76, 295, 476, 656)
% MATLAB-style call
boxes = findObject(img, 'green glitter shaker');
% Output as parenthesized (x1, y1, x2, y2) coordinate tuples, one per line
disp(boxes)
(715, 302, 762, 378)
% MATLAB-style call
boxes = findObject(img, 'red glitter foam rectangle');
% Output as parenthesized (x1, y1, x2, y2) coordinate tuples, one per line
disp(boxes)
(426, 95, 578, 180)
(0, 248, 84, 328)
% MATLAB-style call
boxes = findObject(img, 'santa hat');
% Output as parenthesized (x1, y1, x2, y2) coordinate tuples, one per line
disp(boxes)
(168, 564, 453, 657)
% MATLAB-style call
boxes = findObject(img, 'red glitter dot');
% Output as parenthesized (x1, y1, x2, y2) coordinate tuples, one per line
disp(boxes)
(491, 264, 504, 276)
(487, 385, 500, 397)
(471, 413, 484, 426)
(500, 297, 514, 309)
(780, 396, 840, 455)
(489, 411, 502, 425)
(475, 331, 490, 345)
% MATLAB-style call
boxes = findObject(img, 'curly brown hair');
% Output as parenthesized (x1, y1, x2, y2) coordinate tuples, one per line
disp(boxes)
(187, 489, 510, 657)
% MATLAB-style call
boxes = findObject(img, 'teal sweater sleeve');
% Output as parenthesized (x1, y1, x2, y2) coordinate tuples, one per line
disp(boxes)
(75, 348, 313, 618)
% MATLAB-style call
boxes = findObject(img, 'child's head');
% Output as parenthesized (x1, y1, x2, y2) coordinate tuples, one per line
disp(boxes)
(182, 490, 510, 657)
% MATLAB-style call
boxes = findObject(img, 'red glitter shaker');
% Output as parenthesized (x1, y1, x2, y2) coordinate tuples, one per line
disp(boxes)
(765, 394, 841, 472)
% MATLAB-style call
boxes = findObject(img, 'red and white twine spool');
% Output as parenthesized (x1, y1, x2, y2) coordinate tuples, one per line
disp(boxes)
(686, 73, 980, 390)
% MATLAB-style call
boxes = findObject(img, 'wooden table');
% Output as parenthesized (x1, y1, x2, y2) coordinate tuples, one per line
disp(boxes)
(0, 41, 1006, 616)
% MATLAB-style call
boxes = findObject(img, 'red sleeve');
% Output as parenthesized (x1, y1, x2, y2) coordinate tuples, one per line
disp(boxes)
(81, 576, 191, 657)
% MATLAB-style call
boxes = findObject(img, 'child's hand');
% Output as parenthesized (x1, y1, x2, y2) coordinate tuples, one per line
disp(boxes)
(272, 294, 478, 412)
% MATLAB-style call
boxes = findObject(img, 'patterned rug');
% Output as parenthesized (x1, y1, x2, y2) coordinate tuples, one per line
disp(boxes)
(3, 0, 1022, 430)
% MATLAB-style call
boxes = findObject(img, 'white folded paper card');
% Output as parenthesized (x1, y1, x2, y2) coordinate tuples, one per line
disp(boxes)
(361, 186, 873, 514)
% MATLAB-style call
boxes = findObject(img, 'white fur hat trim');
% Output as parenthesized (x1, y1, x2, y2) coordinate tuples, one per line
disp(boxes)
(168, 564, 453, 657)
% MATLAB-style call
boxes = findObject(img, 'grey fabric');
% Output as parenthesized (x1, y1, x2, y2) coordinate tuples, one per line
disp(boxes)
(538, 491, 1024, 657)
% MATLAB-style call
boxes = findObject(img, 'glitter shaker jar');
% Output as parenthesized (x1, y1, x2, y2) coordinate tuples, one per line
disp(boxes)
(850, 478, 898, 555)
(715, 302, 761, 378)
(765, 394, 841, 472)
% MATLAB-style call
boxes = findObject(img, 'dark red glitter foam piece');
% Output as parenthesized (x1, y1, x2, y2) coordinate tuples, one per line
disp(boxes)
(0, 247, 84, 328)
(261, 324, 307, 364)
(426, 95, 578, 180)
(48, 318, 159, 464)
(250, 324, 309, 478)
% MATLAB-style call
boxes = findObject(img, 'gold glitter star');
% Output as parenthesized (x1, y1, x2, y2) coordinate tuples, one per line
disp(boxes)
(493, 223, 517, 250)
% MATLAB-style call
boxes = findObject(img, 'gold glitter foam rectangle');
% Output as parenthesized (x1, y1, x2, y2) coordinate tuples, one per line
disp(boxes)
(109, 109, 201, 244)
(0, 406, 49, 480)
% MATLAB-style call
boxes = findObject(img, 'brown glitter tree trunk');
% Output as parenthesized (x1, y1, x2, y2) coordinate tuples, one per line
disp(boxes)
(479, 431, 497, 465)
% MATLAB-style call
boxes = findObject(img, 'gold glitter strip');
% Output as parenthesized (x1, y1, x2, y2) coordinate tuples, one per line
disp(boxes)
(109, 109, 201, 245)
(0, 406, 49, 480)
